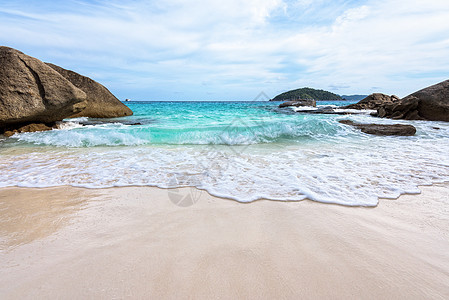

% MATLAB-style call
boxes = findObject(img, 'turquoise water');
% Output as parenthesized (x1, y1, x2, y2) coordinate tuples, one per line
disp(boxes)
(1, 101, 449, 206)
(4, 101, 343, 147)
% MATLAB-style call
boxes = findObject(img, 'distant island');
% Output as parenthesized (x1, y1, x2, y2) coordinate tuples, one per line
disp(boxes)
(270, 87, 342, 101)
(270, 87, 368, 102)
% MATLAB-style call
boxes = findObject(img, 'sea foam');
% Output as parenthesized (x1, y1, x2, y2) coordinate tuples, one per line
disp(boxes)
(1, 102, 449, 206)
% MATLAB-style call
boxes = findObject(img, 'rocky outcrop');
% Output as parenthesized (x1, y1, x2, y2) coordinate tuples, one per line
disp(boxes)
(279, 100, 316, 108)
(377, 96, 423, 120)
(342, 93, 400, 110)
(0, 46, 87, 131)
(377, 80, 449, 121)
(339, 120, 416, 136)
(46, 63, 133, 118)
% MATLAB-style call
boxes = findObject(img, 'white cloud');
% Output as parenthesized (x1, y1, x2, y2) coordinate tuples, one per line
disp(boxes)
(319, 1, 448, 94)
(334, 5, 370, 26)
(0, 0, 448, 99)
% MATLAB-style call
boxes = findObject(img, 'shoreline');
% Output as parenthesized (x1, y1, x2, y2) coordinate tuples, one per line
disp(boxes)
(1, 183, 449, 298)
(2, 179, 449, 207)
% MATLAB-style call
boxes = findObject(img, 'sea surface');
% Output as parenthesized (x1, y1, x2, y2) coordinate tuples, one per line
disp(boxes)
(1, 101, 449, 206)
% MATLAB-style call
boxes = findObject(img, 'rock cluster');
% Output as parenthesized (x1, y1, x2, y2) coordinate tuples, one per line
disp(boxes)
(0, 46, 133, 135)
(377, 80, 449, 121)
(0, 46, 86, 131)
(377, 96, 422, 120)
(342, 93, 400, 110)
(343, 80, 449, 122)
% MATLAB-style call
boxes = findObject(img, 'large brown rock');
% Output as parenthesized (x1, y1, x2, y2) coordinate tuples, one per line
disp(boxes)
(413, 80, 449, 121)
(0, 46, 87, 130)
(339, 120, 416, 136)
(378, 80, 449, 121)
(46, 63, 133, 118)
(342, 93, 400, 110)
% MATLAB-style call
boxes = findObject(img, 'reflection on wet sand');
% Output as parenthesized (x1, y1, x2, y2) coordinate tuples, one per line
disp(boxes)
(0, 187, 90, 250)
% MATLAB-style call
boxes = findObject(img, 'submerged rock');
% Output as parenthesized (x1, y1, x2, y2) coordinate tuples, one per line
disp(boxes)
(3, 123, 55, 137)
(377, 80, 449, 121)
(279, 99, 316, 108)
(46, 63, 133, 118)
(291, 106, 376, 116)
(0, 46, 87, 131)
(342, 93, 400, 110)
(339, 120, 416, 136)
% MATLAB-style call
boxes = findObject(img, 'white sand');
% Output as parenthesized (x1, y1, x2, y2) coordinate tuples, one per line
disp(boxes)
(1, 184, 449, 299)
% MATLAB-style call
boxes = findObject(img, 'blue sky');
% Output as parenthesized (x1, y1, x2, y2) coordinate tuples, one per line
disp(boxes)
(1, 0, 448, 100)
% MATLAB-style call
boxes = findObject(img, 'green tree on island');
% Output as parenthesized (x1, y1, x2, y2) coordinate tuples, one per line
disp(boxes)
(271, 87, 342, 101)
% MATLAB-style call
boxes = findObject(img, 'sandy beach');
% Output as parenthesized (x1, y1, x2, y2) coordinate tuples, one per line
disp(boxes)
(2, 1, 449, 299)
(1, 184, 448, 299)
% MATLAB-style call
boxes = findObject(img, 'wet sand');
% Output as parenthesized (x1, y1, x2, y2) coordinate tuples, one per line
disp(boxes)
(1, 185, 449, 299)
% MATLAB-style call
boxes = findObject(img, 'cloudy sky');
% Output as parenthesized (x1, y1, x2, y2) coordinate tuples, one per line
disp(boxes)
(1, 0, 448, 100)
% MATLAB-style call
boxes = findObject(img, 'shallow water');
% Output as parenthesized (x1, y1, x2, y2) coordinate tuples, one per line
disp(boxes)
(1, 101, 449, 206)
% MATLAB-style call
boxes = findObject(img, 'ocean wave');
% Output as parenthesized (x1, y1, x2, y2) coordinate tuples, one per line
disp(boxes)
(11, 117, 342, 147)
(1, 134, 449, 206)
(2, 102, 449, 206)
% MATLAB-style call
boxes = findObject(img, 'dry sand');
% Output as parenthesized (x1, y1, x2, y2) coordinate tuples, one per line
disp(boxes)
(1, 184, 449, 299)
